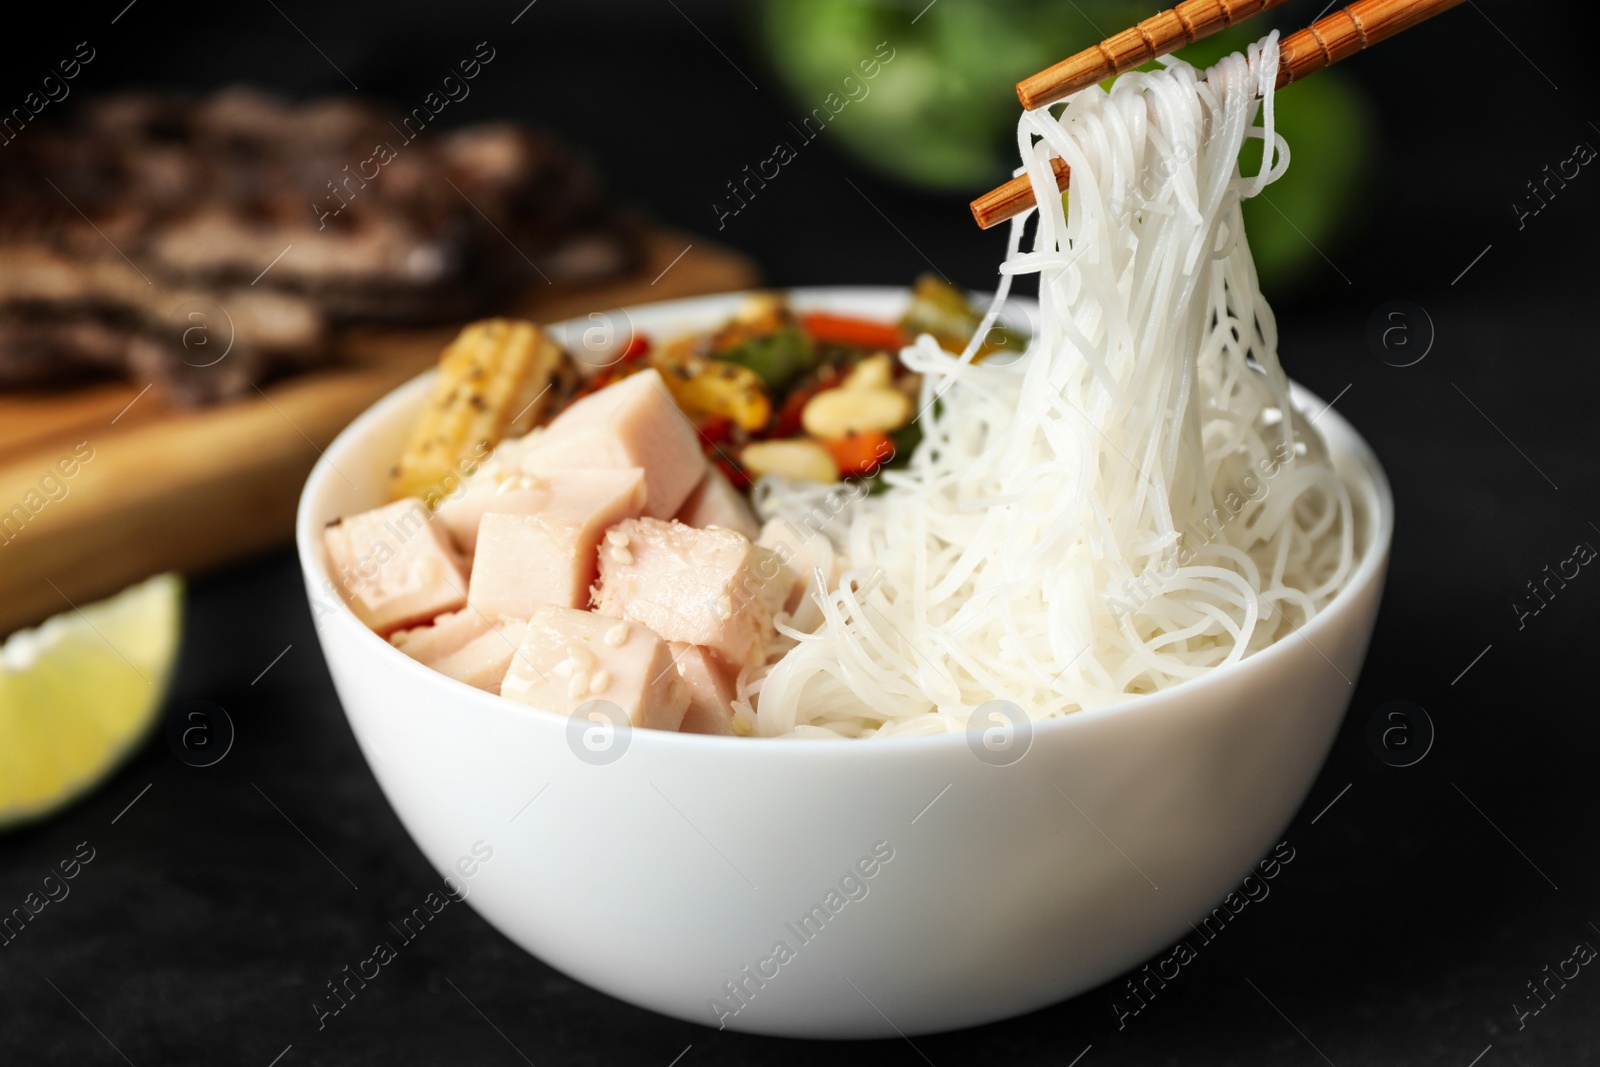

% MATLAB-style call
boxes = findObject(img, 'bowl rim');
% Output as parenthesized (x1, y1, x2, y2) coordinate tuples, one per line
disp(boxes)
(296, 285, 1394, 754)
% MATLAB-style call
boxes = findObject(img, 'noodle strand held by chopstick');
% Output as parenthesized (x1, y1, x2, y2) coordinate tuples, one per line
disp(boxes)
(749, 32, 1356, 739)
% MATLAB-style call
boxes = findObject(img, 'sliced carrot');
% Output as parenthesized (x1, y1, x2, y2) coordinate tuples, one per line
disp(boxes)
(799, 312, 909, 352)
(821, 430, 896, 478)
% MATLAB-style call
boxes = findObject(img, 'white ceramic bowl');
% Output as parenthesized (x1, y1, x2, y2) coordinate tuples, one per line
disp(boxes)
(296, 288, 1393, 1039)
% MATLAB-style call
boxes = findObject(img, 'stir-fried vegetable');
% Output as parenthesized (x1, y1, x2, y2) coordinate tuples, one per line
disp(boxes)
(821, 430, 896, 477)
(657, 353, 772, 432)
(718, 326, 818, 392)
(742, 438, 839, 483)
(900, 274, 1027, 360)
(545, 282, 1019, 491)
(798, 313, 910, 352)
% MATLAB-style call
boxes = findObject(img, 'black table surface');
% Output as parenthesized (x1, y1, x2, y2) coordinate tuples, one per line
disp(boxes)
(3, 1, 1599, 1064)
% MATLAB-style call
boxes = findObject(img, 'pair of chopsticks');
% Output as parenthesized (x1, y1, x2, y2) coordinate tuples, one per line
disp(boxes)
(970, 0, 1466, 229)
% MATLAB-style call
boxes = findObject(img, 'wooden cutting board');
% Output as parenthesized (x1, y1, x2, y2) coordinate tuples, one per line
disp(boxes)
(0, 229, 758, 636)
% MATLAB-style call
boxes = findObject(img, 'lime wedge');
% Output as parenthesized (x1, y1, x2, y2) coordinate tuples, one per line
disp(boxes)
(0, 574, 183, 829)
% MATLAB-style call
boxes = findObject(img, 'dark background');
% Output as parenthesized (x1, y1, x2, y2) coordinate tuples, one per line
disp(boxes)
(2, 1, 1599, 1064)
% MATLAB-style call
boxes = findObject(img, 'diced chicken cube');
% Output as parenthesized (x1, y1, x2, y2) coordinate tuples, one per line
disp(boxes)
(756, 518, 842, 620)
(675, 465, 760, 540)
(499, 605, 688, 732)
(468, 468, 641, 619)
(436, 620, 529, 695)
(669, 642, 738, 735)
(592, 517, 787, 671)
(389, 604, 492, 660)
(391, 609, 528, 694)
(469, 513, 574, 618)
(436, 462, 646, 557)
(522, 369, 705, 519)
(431, 455, 535, 555)
(324, 498, 468, 635)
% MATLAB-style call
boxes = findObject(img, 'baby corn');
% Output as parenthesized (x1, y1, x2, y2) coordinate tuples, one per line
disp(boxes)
(390, 318, 565, 504)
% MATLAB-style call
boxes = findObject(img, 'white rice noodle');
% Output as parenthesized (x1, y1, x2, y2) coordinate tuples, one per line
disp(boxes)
(747, 33, 1356, 739)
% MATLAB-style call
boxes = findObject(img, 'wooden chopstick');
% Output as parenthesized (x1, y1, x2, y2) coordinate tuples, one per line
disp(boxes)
(969, 158, 1073, 237)
(1017, 0, 1293, 111)
(972, 0, 1466, 229)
